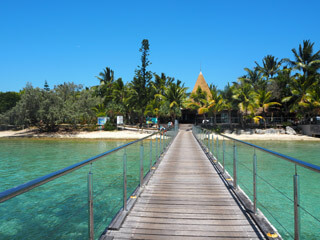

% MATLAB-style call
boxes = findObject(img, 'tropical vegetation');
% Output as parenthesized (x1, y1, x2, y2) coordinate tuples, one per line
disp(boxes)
(0, 39, 319, 131)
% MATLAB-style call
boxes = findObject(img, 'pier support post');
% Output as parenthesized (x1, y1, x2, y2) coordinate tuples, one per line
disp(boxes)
(253, 149, 257, 214)
(233, 141, 237, 189)
(87, 165, 94, 240)
(140, 142, 144, 187)
(294, 168, 300, 240)
(123, 149, 127, 211)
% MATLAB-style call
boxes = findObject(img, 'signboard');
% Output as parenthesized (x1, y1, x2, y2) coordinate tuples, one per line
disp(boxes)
(146, 117, 158, 124)
(117, 116, 124, 125)
(97, 117, 109, 126)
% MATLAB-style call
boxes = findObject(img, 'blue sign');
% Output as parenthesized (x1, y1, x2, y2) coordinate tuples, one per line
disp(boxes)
(97, 117, 109, 126)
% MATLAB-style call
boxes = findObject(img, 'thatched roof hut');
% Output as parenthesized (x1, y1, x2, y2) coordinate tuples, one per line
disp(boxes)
(191, 72, 212, 98)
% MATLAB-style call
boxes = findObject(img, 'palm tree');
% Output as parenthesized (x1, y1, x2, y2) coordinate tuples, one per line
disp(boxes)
(190, 86, 208, 103)
(281, 40, 320, 121)
(282, 74, 318, 118)
(232, 81, 256, 127)
(255, 55, 282, 80)
(221, 83, 235, 127)
(209, 87, 224, 125)
(156, 80, 188, 122)
(112, 78, 126, 103)
(306, 84, 320, 117)
(188, 86, 213, 122)
(284, 40, 320, 77)
(96, 67, 114, 86)
(92, 103, 106, 117)
(238, 68, 266, 91)
(95, 67, 116, 104)
(254, 89, 281, 128)
(152, 73, 174, 95)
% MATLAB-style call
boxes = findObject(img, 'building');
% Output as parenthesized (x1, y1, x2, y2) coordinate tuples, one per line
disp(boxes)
(180, 72, 211, 123)
(191, 71, 212, 99)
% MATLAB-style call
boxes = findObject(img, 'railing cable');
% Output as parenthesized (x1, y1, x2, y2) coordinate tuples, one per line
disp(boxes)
(258, 201, 294, 239)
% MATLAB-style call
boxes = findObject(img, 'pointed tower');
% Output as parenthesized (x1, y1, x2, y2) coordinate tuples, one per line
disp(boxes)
(191, 72, 212, 98)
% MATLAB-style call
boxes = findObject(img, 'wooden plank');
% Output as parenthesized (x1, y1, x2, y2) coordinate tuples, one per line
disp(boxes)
(128, 211, 248, 220)
(124, 216, 253, 225)
(109, 228, 261, 239)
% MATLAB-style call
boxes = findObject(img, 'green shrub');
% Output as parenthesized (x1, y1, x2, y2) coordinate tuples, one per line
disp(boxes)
(282, 121, 292, 127)
(104, 121, 116, 131)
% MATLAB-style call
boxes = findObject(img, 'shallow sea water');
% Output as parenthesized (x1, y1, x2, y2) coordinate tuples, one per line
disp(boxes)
(0, 138, 158, 240)
(216, 139, 320, 239)
(1, 138, 319, 239)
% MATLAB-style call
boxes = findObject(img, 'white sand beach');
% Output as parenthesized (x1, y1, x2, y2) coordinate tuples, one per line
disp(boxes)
(1, 128, 320, 141)
(220, 133, 320, 141)
(0, 128, 157, 139)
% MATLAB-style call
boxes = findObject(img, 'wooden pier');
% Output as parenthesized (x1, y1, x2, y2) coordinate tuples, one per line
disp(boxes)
(104, 125, 264, 239)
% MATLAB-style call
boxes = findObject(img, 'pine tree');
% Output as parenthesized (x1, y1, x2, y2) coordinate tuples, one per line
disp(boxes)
(131, 39, 153, 125)
(44, 80, 50, 91)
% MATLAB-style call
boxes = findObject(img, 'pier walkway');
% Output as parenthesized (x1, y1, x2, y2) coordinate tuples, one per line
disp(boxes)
(105, 126, 264, 239)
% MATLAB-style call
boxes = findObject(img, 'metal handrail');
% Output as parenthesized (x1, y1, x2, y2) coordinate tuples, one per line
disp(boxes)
(193, 125, 320, 239)
(0, 131, 159, 203)
(197, 126, 320, 173)
(218, 133, 320, 173)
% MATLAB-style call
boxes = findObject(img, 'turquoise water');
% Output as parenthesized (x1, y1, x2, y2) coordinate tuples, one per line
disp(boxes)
(212, 139, 320, 240)
(1, 136, 319, 239)
(0, 138, 161, 240)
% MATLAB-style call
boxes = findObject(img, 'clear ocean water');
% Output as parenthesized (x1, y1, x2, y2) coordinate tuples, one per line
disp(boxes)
(214, 139, 320, 240)
(0, 137, 319, 239)
(0, 138, 158, 240)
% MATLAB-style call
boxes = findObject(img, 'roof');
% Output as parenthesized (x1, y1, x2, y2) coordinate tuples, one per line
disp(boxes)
(191, 71, 212, 98)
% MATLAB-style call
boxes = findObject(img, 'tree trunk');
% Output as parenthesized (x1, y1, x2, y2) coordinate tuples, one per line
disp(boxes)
(263, 108, 266, 129)
(214, 112, 217, 126)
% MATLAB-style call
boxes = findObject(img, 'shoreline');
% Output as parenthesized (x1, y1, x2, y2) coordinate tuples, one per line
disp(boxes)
(218, 133, 320, 141)
(1, 128, 320, 141)
(0, 129, 157, 140)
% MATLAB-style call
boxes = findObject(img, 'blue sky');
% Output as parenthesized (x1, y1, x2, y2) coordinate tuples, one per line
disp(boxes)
(1, 0, 320, 92)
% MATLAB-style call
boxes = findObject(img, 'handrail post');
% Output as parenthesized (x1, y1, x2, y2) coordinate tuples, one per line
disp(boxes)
(156, 133, 159, 159)
(216, 136, 219, 161)
(87, 164, 94, 240)
(165, 131, 169, 148)
(149, 138, 152, 171)
(233, 141, 237, 189)
(212, 133, 214, 154)
(140, 142, 144, 187)
(211, 133, 214, 155)
(253, 148, 257, 214)
(223, 138, 225, 173)
(159, 132, 162, 154)
(123, 149, 127, 211)
(207, 132, 210, 150)
(294, 166, 300, 240)
(162, 132, 165, 152)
